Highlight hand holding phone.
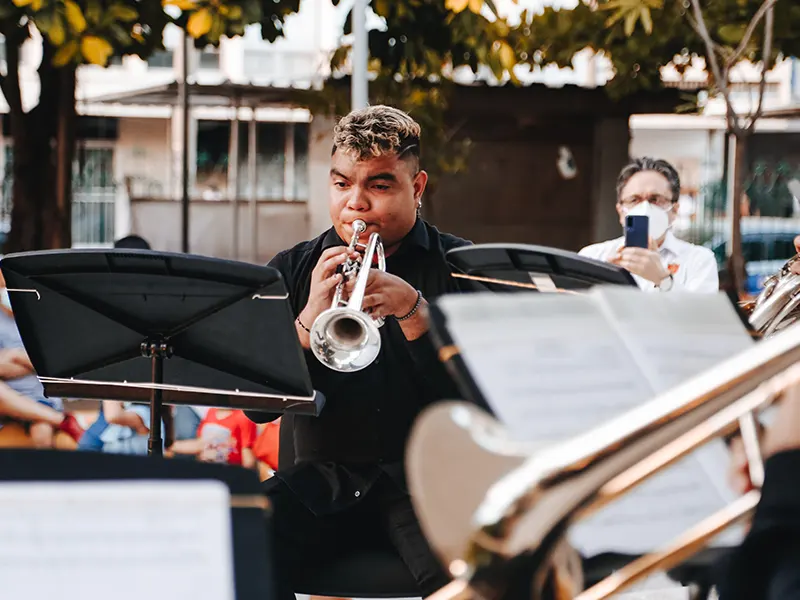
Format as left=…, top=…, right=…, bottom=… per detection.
left=624, top=215, right=649, bottom=249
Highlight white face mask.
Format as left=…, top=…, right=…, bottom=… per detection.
left=624, top=201, right=670, bottom=240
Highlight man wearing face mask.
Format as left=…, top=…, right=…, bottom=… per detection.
left=579, top=157, right=719, bottom=293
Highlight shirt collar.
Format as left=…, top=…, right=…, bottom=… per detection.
left=321, top=218, right=430, bottom=253
left=659, top=230, right=680, bottom=257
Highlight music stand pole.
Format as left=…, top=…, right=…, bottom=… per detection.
left=141, top=339, right=173, bottom=457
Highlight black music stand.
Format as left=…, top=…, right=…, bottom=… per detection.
left=446, top=243, right=638, bottom=292
left=0, top=249, right=324, bottom=457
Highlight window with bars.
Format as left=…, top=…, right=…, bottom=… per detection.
left=195, top=120, right=310, bottom=201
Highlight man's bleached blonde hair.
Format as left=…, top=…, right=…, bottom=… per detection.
left=332, top=105, right=421, bottom=168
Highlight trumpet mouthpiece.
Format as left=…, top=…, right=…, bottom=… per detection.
left=352, top=220, right=367, bottom=233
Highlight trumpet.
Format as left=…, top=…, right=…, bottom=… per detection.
left=310, top=219, right=386, bottom=372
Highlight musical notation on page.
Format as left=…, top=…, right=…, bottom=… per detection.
left=0, top=481, right=236, bottom=600
left=435, top=288, right=753, bottom=555
left=436, top=292, right=656, bottom=443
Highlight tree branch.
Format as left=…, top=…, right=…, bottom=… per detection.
left=727, top=0, right=779, bottom=69
left=748, top=4, right=774, bottom=132
left=688, top=0, right=743, bottom=135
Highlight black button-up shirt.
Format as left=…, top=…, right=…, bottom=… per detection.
left=256, top=219, right=472, bottom=514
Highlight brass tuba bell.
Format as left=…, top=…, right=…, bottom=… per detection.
left=309, top=219, right=386, bottom=372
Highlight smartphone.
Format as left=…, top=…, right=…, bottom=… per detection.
left=624, top=215, right=649, bottom=248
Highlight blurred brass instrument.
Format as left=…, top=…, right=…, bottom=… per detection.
left=310, top=219, right=386, bottom=372
left=745, top=254, right=800, bottom=336
left=407, top=254, right=800, bottom=600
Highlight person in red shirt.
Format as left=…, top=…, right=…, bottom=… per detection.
left=167, top=408, right=257, bottom=468
left=253, top=417, right=281, bottom=479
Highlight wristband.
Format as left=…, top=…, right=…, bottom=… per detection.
left=396, top=290, right=423, bottom=321
left=296, top=316, right=310, bottom=333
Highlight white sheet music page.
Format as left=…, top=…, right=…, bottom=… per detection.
left=436, top=292, right=657, bottom=443
left=569, top=287, right=752, bottom=555
left=592, top=287, right=755, bottom=392
left=0, top=480, right=236, bottom=600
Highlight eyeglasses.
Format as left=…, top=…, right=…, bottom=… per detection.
left=618, top=194, right=674, bottom=210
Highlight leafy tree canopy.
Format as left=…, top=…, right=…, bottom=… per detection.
left=515, top=0, right=800, bottom=98
left=1, top=0, right=301, bottom=68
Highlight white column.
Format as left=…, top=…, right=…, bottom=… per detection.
left=307, top=114, right=335, bottom=239
left=284, top=122, right=296, bottom=201
left=351, top=0, right=369, bottom=110
left=228, top=107, right=240, bottom=259
left=249, top=117, right=258, bottom=262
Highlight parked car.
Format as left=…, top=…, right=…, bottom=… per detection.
left=704, top=218, right=800, bottom=295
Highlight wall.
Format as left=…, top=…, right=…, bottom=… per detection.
left=307, top=114, right=336, bottom=240
left=591, top=118, right=630, bottom=243
left=629, top=127, right=726, bottom=194
left=115, top=117, right=173, bottom=198
left=430, top=132, right=596, bottom=250
left=413, top=84, right=668, bottom=252
left=128, top=199, right=308, bottom=264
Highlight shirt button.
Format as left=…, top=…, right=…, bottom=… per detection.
left=354, top=491, right=361, bottom=498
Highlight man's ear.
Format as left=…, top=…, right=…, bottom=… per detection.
left=413, top=170, right=429, bottom=201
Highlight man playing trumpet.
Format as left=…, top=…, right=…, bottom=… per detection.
left=248, top=105, right=474, bottom=600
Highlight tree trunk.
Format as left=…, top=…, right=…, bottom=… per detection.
left=728, top=131, right=749, bottom=297
left=4, top=40, right=75, bottom=253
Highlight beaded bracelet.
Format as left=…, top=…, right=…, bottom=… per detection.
left=296, top=316, right=311, bottom=333
left=396, top=289, right=423, bottom=322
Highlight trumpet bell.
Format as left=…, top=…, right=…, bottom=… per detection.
left=310, top=306, right=381, bottom=372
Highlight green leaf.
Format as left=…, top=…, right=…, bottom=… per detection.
left=187, top=7, right=213, bottom=37
left=63, top=0, right=87, bottom=33
left=52, top=38, right=79, bottom=65
left=639, top=6, right=652, bottom=34
left=108, top=23, right=133, bottom=46
left=624, top=8, right=637, bottom=36
left=47, top=16, right=66, bottom=45
left=81, top=35, right=114, bottom=65
left=107, top=5, right=139, bottom=22
left=85, top=0, right=102, bottom=24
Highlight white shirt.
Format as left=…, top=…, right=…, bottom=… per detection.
left=579, top=231, right=719, bottom=293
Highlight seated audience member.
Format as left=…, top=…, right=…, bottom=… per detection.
left=168, top=408, right=257, bottom=468
left=0, top=274, right=83, bottom=447
left=78, top=234, right=152, bottom=451
left=580, top=157, right=719, bottom=293
left=99, top=401, right=164, bottom=455
left=253, top=417, right=281, bottom=479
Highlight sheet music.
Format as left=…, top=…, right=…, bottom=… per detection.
left=592, top=287, right=755, bottom=392
left=569, top=441, right=745, bottom=555
left=437, top=293, right=657, bottom=443
left=0, top=481, right=236, bottom=600
left=437, top=288, right=752, bottom=555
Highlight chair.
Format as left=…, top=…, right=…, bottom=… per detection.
left=278, top=414, right=421, bottom=598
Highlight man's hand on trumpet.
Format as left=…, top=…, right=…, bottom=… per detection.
left=345, top=270, right=429, bottom=341
left=295, top=247, right=360, bottom=348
